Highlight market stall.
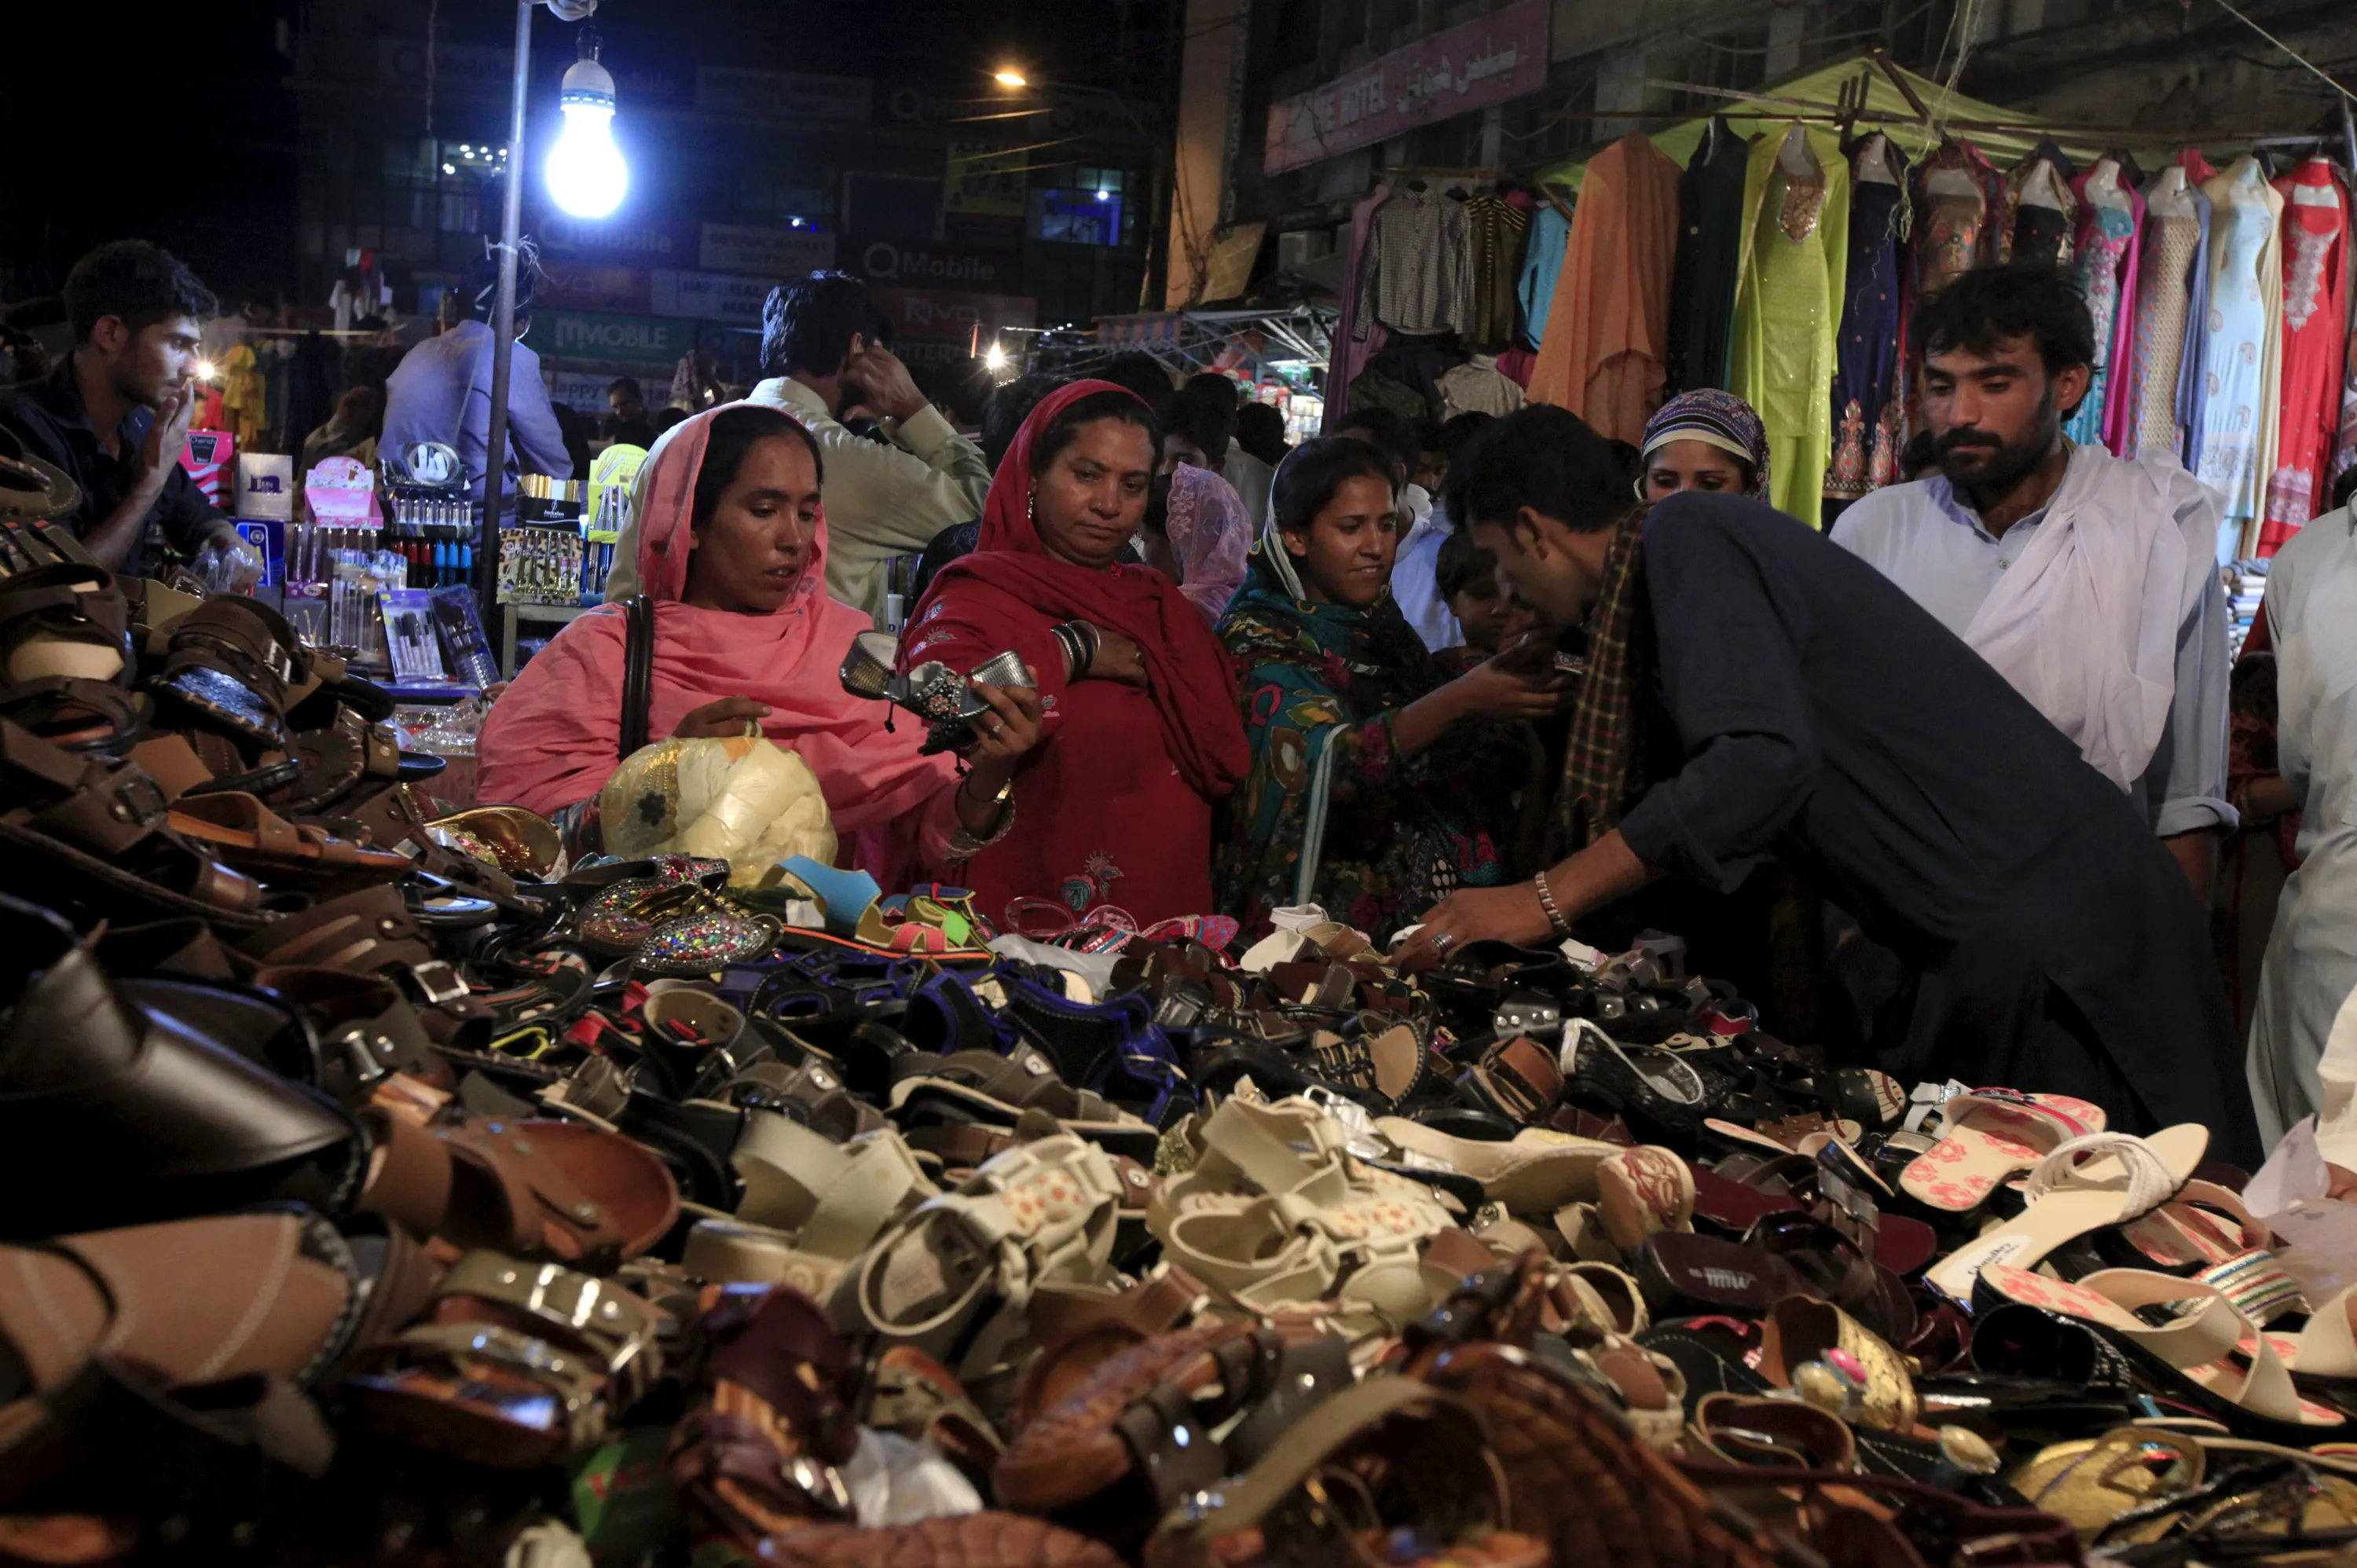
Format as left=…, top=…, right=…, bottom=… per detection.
left=1330, top=49, right=2355, bottom=573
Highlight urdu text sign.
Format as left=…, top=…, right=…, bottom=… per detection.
left=1262, top=0, right=1549, bottom=175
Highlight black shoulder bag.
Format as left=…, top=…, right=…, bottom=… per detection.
left=619, top=594, right=654, bottom=757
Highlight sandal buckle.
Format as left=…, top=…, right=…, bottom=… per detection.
left=407, top=959, right=469, bottom=1006
left=112, top=773, right=170, bottom=827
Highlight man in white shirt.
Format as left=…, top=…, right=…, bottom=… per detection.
left=606, top=273, right=988, bottom=625
left=1833, top=262, right=2232, bottom=898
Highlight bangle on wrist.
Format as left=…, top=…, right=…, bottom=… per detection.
left=1534, top=870, right=1573, bottom=939
left=948, top=775, right=1017, bottom=858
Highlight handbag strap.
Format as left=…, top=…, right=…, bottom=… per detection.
left=620, top=595, right=654, bottom=758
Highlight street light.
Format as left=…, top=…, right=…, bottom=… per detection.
left=993, top=68, right=1028, bottom=87
left=477, top=0, right=600, bottom=653
left=545, top=43, right=627, bottom=218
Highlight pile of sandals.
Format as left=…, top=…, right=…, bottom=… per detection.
left=1, top=560, right=2352, bottom=1568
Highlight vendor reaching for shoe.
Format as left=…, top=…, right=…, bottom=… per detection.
left=1397, top=405, right=2260, bottom=1163
left=477, top=402, right=1041, bottom=873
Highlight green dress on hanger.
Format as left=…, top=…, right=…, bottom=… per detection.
left=1732, top=123, right=1850, bottom=524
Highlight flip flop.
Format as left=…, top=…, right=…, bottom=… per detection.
left=1923, top=1125, right=2209, bottom=1304
left=1897, top=1088, right=2107, bottom=1213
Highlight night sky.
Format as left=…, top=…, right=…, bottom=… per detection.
left=0, top=0, right=1171, bottom=311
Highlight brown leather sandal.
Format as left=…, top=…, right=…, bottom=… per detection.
left=146, top=595, right=308, bottom=749
left=168, top=789, right=413, bottom=891
left=359, top=1110, right=680, bottom=1270
left=342, top=1250, right=663, bottom=1467
left=0, top=718, right=265, bottom=926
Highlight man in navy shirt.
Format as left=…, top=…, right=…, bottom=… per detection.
left=0, top=241, right=248, bottom=574
left=1405, top=405, right=2256, bottom=1160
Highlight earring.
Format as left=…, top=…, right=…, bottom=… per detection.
left=1027, top=489, right=1038, bottom=527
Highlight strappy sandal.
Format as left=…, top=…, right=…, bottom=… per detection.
left=680, top=1116, right=936, bottom=1298
left=1373, top=1116, right=1618, bottom=1214
left=889, top=1043, right=1160, bottom=1160
left=1149, top=1097, right=1457, bottom=1332
left=167, top=788, right=413, bottom=890
left=343, top=1250, right=663, bottom=1467
left=1925, top=1125, right=2211, bottom=1303
left=1976, top=1264, right=2348, bottom=1440
left=1459, top=1032, right=1564, bottom=1122
left=1898, top=1086, right=2109, bottom=1214
left=357, top=1109, right=680, bottom=1269
left=0, top=720, right=268, bottom=926
left=146, top=595, right=310, bottom=750
left=838, top=1131, right=1129, bottom=1386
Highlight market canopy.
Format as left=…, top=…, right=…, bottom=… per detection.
left=1531, top=53, right=2101, bottom=189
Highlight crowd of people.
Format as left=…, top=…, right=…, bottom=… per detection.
left=16, top=234, right=2357, bottom=1162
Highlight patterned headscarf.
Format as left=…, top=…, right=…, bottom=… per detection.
left=1639, top=390, right=1772, bottom=501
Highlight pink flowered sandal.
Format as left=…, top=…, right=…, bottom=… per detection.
left=1897, top=1087, right=2107, bottom=1213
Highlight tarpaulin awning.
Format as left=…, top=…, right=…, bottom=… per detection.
left=1532, top=53, right=2091, bottom=189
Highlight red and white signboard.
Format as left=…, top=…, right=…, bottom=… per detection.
left=1263, top=0, right=1549, bottom=175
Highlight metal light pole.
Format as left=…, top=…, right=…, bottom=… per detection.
left=475, top=0, right=599, bottom=658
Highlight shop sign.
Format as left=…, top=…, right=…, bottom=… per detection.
left=696, top=224, right=837, bottom=277
left=1263, top=0, right=1549, bottom=174
left=537, top=214, right=695, bottom=266
left=695, top=67, right=872, bottom=122
left=944, top=142, right=1029, bottom=218
left=539, top=310, right=698, bottom=366
left=850, top=238, right=1019, bottom=290
left=548, top=368, right=633, bottom=410
left=535, top=262, right=651, bottom=314
left=650, top=270, right=774, bottom=326
left=871, top=287, right=1036, bottom=359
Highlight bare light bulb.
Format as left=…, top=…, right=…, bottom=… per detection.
left=994, top=68, right=1027, bottom=87
left=547, top=56, right=628, bottom=218
left=984, top=343, right=1010, bottom=372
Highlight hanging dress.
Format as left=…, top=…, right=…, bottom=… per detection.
left=2128, top=167, right=2212, bottom=464
left=2066, top=161, right=2143, bottom=452
left=2197, top=159, right=2287, bottom=555
left=1732, top=123, right=1849, bottom=524
left=2007, top=155, right=2080, bottom=270
left=1825, top=135, right=1907, bottom=511
left=1912, top=140, right=2006, bottom=296
left=1528, top=134, right=1683, bottom=444
left=1666, top=117, right=1755, bottom=395
left=2258, top=159, right=2352, bottom=555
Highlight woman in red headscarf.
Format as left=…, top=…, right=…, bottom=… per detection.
left=477, top=401, right=1043, bottom=870
left=899, top=380, right=1250, bottom=926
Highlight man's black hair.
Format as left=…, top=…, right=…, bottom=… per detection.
left=64, top=241, right=218, bottom=344
left=761, top=273, right=892, bottom=379
left=982, top=374, right=1065, bottom=473
left=1435, top=526, right=1499, bottom=600
left=1166, top=390, right=1233, bottom=469
left=1335, top=404, right=1421, bottom=481
left=607, top=376, right=643, bottom=401
left=1911, top=260, right=2096, bottom=378
left=1175, top=372, right=1240, bottom=414
left=1095, top=352, right=1175, bottom=420
left=1444, top=405, right=1634, bottom=536
left=1434, top=411, right=1494, bottom=458
left=1234, top=401, right=1289, bottom=466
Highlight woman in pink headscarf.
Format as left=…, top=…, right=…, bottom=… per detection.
left=478, top=402, right=1042, bottom=870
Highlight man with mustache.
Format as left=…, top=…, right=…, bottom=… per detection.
left=1833, top=262, right=2231, bottom=899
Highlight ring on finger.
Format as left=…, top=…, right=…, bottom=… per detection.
left=1431, top=931, right=1457, bottom=953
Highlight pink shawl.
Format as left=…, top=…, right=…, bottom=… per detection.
left=1164, top=463, right=1251, bottom=622
left=477, top=401, right=955, bottom=850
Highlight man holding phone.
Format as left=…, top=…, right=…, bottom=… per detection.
left=0, top=241, right=254, bottom=581
left=606, top=273, right=990, bottom=627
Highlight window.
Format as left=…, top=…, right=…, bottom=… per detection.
left=1028, top=169, right=1134, bottom=247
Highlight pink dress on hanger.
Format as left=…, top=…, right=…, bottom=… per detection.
left=2259, top=159, right=2352, bottom=555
